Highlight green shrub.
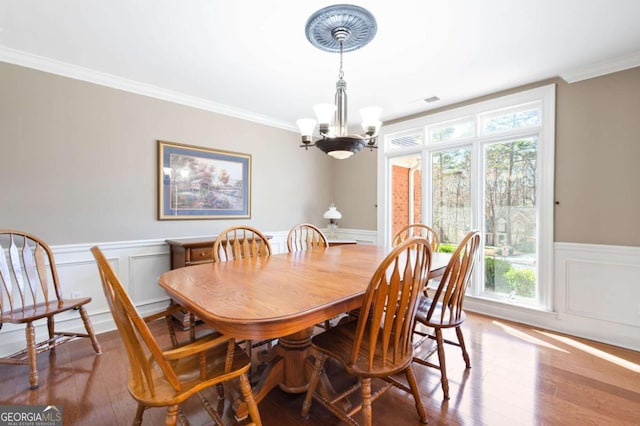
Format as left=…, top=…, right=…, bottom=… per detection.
left=438, top=244, right=455, bottom=253
left=484, top=257, right=513, bottom=292
left=505, top=268, right=536, bottom=297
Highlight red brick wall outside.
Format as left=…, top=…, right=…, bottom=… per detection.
left=392, top=165, right=409, bottom=238
left=391, top=166, right=422, bottom=238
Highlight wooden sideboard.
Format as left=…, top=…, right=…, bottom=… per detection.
left=166, top=237, right=218, bottom=269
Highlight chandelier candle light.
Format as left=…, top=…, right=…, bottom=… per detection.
left=297, top=4, right=382, bottom=160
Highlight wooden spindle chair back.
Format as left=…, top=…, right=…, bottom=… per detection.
left=286, top=223, right=328, bottom=253
left=91, top=246, right=262, bottom=426
left=392, top=223, right=440, bottom=252
left=424, top=230, right=481, bottom=325
left=302, top=237, right=432, bottom=425
left=91, top=246, right=180, bottom=396
left=351, top=237, right=432, bottom=371
left=213, top=226, right=272, bottom=263
left=0, top=230, right=101, bottom=390
left=412, top=230, right=481, bottom=400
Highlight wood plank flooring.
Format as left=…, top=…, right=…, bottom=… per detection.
left=0, top=312, right=638, bottom=425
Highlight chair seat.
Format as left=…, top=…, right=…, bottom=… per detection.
left=0, top=297, right=92, bottom=324
left=415, top=296, right=466, bottom=329
left=131, top=338, right=251, bottom=407
left=312, top=319, right=413, bottom=378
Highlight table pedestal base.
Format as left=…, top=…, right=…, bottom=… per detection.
left=234, top=327, right=315, bottom=419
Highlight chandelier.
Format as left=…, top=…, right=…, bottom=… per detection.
left=297, top=4, right=382, bottom=160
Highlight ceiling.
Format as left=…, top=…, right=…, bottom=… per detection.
left=1, top=0, right=639, bottom=132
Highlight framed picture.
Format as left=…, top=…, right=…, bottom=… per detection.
left=158, top=140, right=251, bottom=220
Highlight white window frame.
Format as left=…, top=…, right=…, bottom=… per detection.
left=377, top=84, right=555, bottom=311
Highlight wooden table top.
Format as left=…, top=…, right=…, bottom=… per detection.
left=159, top=244, right=451, bottom=340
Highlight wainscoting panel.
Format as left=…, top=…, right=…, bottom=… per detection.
left=554, top=242, right=640, bottom=349
left=128, top=252, right=172, bottom=304
left=565, top=259, right=640, bottom=326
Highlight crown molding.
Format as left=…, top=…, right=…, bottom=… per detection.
left=560, top=51, right=640, bottom=83
left=0, top=46, right=298, bottom=132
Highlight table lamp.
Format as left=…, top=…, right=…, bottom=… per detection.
left=323, top=203, right=342, bottom=238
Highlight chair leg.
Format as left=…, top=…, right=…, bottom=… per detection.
left=47, top=317, right=55, bottom=351
left=133, top=403, right=146, bottom=425
left=165, top=404, right=179, bottom=426
left=26, top=322, right=38, bottom=390
left=165, top=312, right=179, bottom=347
left=404, top=366, right=428, bottom=424
left=239, top=373, right=262, bottom=426
left=435, top=328, right=450, bottom=400
left=79, top=306, right=102, bottom=354
left=301, top=353, right=326, bottom=417
left=455, top=326, right=471, bottom=368
left=361, top=377, right=372, bottom=426
left=189, top=313, right=196, bottom=342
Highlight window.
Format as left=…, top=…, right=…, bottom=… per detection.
left=379, top=85, right=555, bottom=310
left=431, top=147, right=472, bottom=246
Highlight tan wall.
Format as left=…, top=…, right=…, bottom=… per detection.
left=555, top=67, right=640, bottom=246
left=0, top=62, right=332, bottom=245
left=331, top=150, right=377, bottom=230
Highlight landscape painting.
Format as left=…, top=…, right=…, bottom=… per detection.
left=158, top=140, right=251, bottom=219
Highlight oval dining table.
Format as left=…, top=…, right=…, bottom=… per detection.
left=158, top=243, right=450, bottom=418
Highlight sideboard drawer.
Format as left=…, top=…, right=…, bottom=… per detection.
left=189, top=247, right=213, bottom=264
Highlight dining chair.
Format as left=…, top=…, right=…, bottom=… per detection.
left=301, top=237, right=432, bottom=426
left=286, top=223, right=328, bottom=252
left=0, top=230, right=102, bottom=390
left=412, top=230, right=481, bottom=400
left=286, top=223, right=334, bottom=330
left=213, top=225, right=272, bottom=262
left=213, top=225, right=273, bottom=368
left=91, top=246, right=262, bottom=426
left=392, top=223, right=440, bottom=252
left=392, top=223, right=442, bottom=299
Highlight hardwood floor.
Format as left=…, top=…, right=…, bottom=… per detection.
left=0, top=312, right=638, bottom=425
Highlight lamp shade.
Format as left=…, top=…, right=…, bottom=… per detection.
left=296, top=118, right=317, bottom=137
left=323, top=204, right=342, bottom=220
left=313, top=103, right=337, bottom=126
